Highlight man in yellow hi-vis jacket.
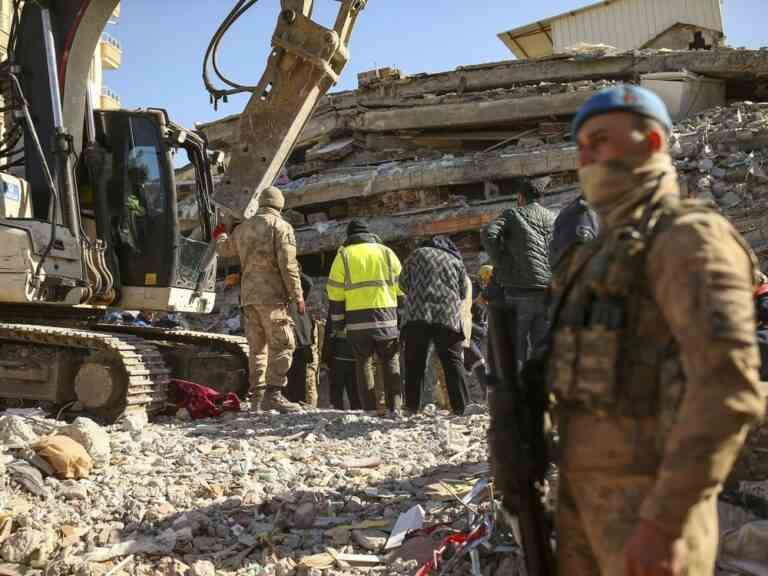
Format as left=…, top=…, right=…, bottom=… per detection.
left=327, top=220, right=404, bottom=416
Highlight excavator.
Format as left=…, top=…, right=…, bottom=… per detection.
left=0, top=0, right=366, bottom=420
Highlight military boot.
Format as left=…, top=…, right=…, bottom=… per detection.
left=249, top=388, right=266, bottom=413
left=263, top=387, right=303, bottom=413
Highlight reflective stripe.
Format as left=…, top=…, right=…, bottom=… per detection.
left=339, top=246, right=398, bottom=290
left=331, top=314, right=345, bottom=321
left=346, top=319, right=399, bottom=331
left=339, top=247, right=353, bottom=290
left=350, top=279, right=393, bottom=289
left=384, top=247, right=395, bottom=286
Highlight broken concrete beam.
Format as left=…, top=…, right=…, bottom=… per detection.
left=352, top=90, right=598, bottom=132
left=198, top=113, right=240, bottom=150
left=306, top=138, right=356, bottom=162
left=293, top=188, right=575, bottom=255
left=294, top=186, right=576, bottom=256
left=283, top=146, right=578, bottom=208
left=382, top=49, right=768, bottom=99
left=295, top=110, right=352, bottom=147
left=295, top=199, right=516, bottom=254
left=199, top=49, right=768, bottom=153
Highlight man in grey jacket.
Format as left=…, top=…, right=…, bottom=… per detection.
left=482, top=181, right=555, bottom=366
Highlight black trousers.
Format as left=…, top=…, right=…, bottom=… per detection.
left=350, top=336, right=402, bottom=411
left=503, top=289, right=550, bottom=368
left=329, top=358, right=362, bottom=410
left=285, top=347, right=310, bottom=403
left=403, top=323, right=469, bottom=414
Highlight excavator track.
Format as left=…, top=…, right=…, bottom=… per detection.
left=0, top=322, right=170, bottom=421
left=89, top=324, right=251, bottom=398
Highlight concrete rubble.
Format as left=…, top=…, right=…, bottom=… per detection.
left=196, top=47, right=768, bottom=276
left=0, top=406, right=515, bottom=575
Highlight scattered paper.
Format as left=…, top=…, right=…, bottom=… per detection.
left=462, top=478, right=489, bottom=505
left=385, top=504, right=425, bottom=550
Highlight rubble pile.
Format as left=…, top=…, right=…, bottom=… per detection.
left=672, top=101, right=768, bottom=260
left=197, top=48, right=768, bottom=284
left=0, top=407, right=535, bottom=575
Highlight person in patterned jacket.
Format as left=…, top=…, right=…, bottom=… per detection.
left=400, top=235, right=470, bottom=414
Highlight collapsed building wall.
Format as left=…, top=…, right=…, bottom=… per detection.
left=173, top=49, right=765, bottom=351
left=198, top=47, right=768, bottom=287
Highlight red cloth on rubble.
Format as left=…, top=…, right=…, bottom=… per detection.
left=170, top=378, right=240, bottom=419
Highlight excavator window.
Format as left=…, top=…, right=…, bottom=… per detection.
left=126, top=117, right=167, bottom=223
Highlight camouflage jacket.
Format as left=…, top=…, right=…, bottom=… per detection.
left=550, top=174, right=766, bottom=537
left=217, top=207, right=302, bottom=307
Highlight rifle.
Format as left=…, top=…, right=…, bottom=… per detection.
left=487, top=302, right=555, bottom=575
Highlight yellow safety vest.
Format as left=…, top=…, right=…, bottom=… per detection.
left=326, top=242, right=403, bottom=337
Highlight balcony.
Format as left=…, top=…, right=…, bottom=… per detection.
left=100, top=86, right=121, bottom=110
left=100, top=32, right=122, bottom=70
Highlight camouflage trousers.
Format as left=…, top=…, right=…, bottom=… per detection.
left=558, top=413, right=719, bottom=575
left=558, top=471, right=718, bottom=575
left=242, top=304, right=296, bottom=392
left=305, top=336, right=319, bottom=407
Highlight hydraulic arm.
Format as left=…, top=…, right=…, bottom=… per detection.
left=205, top=0, right=367, bottom=218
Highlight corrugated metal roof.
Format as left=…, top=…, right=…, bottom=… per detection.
left=498, top=0, right=723, bottom=59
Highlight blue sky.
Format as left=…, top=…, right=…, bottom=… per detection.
left=107, top=0, right=765, bottom=131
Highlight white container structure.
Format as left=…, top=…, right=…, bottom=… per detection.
left=499, top=0, right=725, bottom=59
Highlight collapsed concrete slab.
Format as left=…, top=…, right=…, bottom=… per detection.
left=198, top=49, right=768, bottom=150
left=198, top=48, right=768, bottom=278
left=283, top=146, right=578, bottom=208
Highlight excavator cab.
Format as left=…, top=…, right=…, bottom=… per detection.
left=81, top=108, right=217, bottom=313
left=0, top=0, right=217, bottom=314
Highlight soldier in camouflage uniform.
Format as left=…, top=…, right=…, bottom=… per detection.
left=549, top=86, right=766, bottom=575
left=216, top=186, right=304, bottom=413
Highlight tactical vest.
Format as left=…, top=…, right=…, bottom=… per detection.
left=549, top=196, right=745, bottom=426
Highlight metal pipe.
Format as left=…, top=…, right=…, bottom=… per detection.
left=41, top=8, right=81, bottom=242
left=40, top=9, right=64, bottom=130
left=84, top=83, right=97, bottom=145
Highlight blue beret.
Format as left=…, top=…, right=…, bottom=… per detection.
left=571, top=85, right=673, bottom=140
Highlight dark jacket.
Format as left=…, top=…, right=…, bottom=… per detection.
left=289, top=273, right=314, bottom=348
left=321, top=308, right=356, bottom=362
left=481, top=271, right=504, bottom=304
left=549, top=195, right=599, bottom=271
left=400, top=238, right=467, bottom=335
left=482, top=202, right=555, bottom=291
left=757, top=328, right=768, bottom=381
left=756, top=294, right=768, bottom=380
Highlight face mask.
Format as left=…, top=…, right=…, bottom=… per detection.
left=579, top=154, right=674, bottom=209
left=578, top=159, right=635, bottom=208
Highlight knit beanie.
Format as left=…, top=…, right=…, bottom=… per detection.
left=346, top=219, right=370, bottom=236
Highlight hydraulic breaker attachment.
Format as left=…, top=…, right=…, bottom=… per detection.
left=207, top=0, right=367, bottom=218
